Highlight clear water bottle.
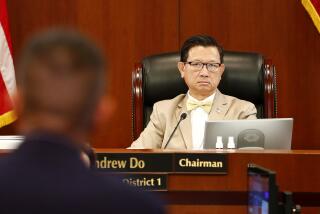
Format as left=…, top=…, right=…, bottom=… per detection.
left=215, top=136, right=223, bottom=149
left=227, top=136, right=236, bottom=149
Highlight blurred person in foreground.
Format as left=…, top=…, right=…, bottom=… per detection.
left=0, top=29, right=164, bottom=214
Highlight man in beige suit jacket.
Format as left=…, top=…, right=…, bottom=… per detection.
left=130, top=35, right=256, bottom=150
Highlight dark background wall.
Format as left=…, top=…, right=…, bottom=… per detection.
left=2, top=0, right=320, bottom=149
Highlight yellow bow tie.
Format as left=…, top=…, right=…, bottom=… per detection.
left=186, top=99, right=213, bottom=113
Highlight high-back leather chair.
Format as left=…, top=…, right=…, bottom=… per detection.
left=132, top=51, right=277, bottom=140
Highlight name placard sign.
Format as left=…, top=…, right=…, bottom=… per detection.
left=118, top=174, right=168, bottom=191
left=96, top=153, right=172, bottom=172
left=96, top=153, right=228, bottom=174
left=174, top=153, right=227, bottom=174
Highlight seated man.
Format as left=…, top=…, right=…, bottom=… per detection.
left=130, top=35, right=256, bottom=150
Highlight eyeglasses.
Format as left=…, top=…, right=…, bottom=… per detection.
left=184, top=61, right=221, bottom=73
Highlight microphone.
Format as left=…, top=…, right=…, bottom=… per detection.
left=163, top=112, right=187, bottom=149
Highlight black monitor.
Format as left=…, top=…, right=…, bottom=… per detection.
left=248, top=164, right=279, bottom=214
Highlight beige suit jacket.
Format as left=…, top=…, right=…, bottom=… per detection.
left=129, top=90, right=257, bottom=150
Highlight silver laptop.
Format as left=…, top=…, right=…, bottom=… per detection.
left=203, top=118, right=293, bottom=150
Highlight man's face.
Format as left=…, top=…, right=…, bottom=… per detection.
left=178, top=46, right=225, bottom=100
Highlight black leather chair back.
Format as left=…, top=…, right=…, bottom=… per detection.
left=132, top=51, right=277, bottom=138
left=142, top=53, right=187, bottom=126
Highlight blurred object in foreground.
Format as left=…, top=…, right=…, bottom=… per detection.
left=0, top=135, right=23, bottom=149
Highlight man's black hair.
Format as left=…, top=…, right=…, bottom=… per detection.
left=180, top=35, right=224, bottom=63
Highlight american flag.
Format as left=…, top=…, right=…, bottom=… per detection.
left=0, top=0, right=16, bottom=127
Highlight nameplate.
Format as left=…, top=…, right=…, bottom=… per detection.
left=96, top=153, right=172, bottom=172
left=96, top=153, right=228, bottom=174
left=116, top=174, right=168, bottom=191
left=174, top=153, right=227, bottom=174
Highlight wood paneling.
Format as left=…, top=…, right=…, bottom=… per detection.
left=180, top=0, right=320, bottom=149
left=3, top=0, right=320, bottom=149
left=167, top=205, right=247, bottom=214
left=5, top=0, right=179, bottom=148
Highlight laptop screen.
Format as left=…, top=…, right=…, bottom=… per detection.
left=203, top=118, right=293, bottom=150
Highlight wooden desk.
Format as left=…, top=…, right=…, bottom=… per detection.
left=95, top=149, right=320, bottom=214
left=1, top=149, right=319, bottom=213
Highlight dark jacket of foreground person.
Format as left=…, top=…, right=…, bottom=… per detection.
left=0, top=132, right=165, bottom=214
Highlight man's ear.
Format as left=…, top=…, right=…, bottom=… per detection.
left=12, top=89, right=23, bottom=117
left=92, top=95, right=116, bottom=128
left=177, top=62, right=185, bottom=78
left=220, top=63, right=225, bottom=75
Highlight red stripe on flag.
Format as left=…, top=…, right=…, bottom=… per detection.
left=311, top=0, right=320, bottom=16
